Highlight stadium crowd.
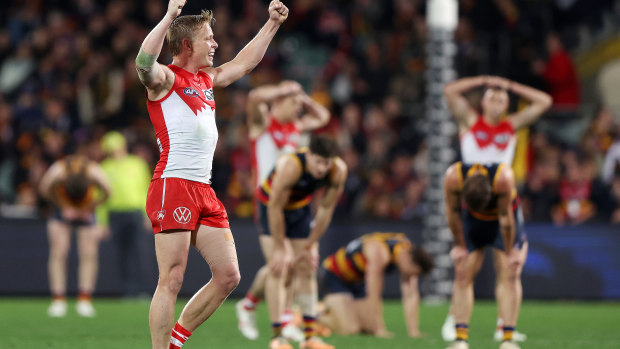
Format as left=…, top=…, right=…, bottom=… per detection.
left=0, top=0, right=619, bottom=224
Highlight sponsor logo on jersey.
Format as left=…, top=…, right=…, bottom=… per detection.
left=173, top=207, right=192, bottom=224
left=203, top=89, right=214, bottom=101
left=183, top=87, right=200, bottom=97
left=475, top=131, right=489, bottom=141
left=494, top=133, right=510, bottom=144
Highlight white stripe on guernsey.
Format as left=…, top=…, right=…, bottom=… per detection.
left=169, top=336, right=184, bottom=347
left=160, top=178, right=167, bottom=232
left=172, top=329, right=189, bottom=341
left=161, top=178, right=167, bottom=209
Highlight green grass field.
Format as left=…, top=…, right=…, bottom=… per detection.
left=1, top=298, right=618, bottom=348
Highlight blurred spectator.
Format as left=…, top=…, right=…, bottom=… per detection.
left=601, top=122, right=620, bottom=185
left=533, top=33, right=580, bottom=109
left=550, top=150, right=608, bottom=225
left=609, top=175, right=620, bottom=224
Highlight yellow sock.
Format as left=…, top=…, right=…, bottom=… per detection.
left=503, top=326, right=515, bottom=341
left=456, top=323, right=469, bottom=341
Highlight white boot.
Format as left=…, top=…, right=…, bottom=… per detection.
left=442, top=314, right=456, bottom=341
left=47, top=299, right=67, bottom=318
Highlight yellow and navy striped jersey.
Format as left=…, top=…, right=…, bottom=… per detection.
left=456, top=162, right=518, bottom=221
left=256, top=149, right=336, bottom=210
left=322, top=232, right=411, bottom=283
left=54, top=156, right=97, bottom=209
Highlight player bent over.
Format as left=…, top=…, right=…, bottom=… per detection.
left=236, top=80, right=330, bottom=341
left=319, top=233, right=433, bottom=338
left=260, top=135, right=346, bottom=349
left=39, top=155, right=111, bottom=317
left=444, top=162, right=527, bottom=349
left=442, top=75, right=550, bottom=342
left=135, top=0, right=289, bottom=348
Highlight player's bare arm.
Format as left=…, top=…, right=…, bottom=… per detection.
left=86, top=162, right=112, bottom=206
left=38, top=161, right=66, bottom=204
left=362, top=240, right=391, bottom=337
left=297, top=158, right=346, bottom=269
left=443, top=76, right=486, bottom=131
left=400, top=273, right=422, bottom=338
left=495, top=166, right=516, bottom=253
left=246, top=81, right=302, bottom=138
left=304, top=158, right=346, bottom=248
left=507, top=81, right=553, bottom=130
left=267, top=155, right=302, bottom=276
left=204, top=0, right=288, bottom=88
left=444, top=164, right=465, bottom=247
left=135, top=0, right=182, bottom=99
left=444, top=164, right=469, bottom=266
left=296, top=93, right=331, bottom=132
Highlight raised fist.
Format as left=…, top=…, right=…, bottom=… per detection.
left=167, top=0, right=186, bottom=19
left=268, top=0, right=289, bottom=24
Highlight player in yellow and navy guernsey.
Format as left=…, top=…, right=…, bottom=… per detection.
left=259, top=135, right=346, bottom=349
left=443, top=162, right=528, bottom=349
left=319, top=233, right=433, bottom=338
left=39, top=155, right=111, bottom=318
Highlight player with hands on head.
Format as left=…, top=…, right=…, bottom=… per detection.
left=443, top=75, right=552, bottom=165
left=135, top=0, right=289, bottom=348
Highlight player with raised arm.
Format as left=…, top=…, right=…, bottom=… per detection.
left=442, top=76, right=552, bottom=342
left=39, top=155, right=111, bottom=318
left=443, top=162, right=527, bottom=349
left=319, top=233, right=433, bottom=338
left=260, top=135, right=346, bottom=349
left=134, top=0, right=288, bottom=348
left=237, top=80, right=330, bottom=341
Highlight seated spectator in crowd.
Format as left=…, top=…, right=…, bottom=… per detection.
left=551, top=150, right=607, bottom=225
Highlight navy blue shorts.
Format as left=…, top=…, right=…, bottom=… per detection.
left=462, top=204, right=527, bottom=252
left=258, top=202, right=312, bottom=239
left=321, top=268, right=366, bottom=299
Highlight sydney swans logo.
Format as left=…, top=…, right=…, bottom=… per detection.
left=173, top=207, right=192, bottom=224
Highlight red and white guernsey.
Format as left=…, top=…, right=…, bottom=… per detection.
left=460, top=117, right=516, bottom=165
left=147, top=65, right=218, bottom=184
left=250, top=116, right=300, bottom=187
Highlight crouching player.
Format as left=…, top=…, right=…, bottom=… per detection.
left=319, top=233, right=433, bottom=338
left=443, top=162, right=527, bottom=349
left=261, top=135, right=347, bottom=349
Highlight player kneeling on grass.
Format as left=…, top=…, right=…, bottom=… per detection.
left=443, top=162, right=527, bottom=349
left=318, top=232, right=433, bottom=338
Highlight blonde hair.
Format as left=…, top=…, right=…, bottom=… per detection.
left=166, top=10, right=215, bottom=56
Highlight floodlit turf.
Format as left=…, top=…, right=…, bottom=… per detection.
left=0, top=298, right=619, bottom=348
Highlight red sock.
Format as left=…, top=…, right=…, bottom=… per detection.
left=77, top=291, right=91, bottom=302
left=244, top=292, right=261, bottom=310
left=280, top=309, right=293, bottom=327
left=169, top=322, right=192, bottom=349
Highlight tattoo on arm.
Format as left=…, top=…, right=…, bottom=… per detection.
left=135, top=48, right=158, bottom=79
